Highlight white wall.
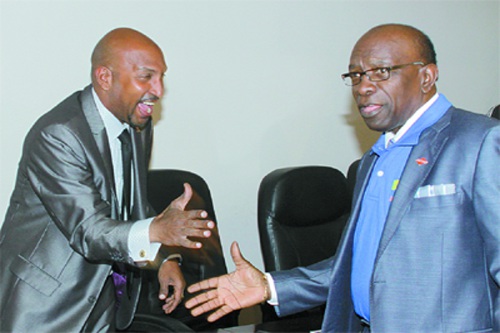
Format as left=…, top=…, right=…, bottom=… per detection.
left=1, top=0, right=499, bottom=275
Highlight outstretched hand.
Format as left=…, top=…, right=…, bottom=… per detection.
left=149, top=183, right=215, bottom=249
left=185, top=241, right=269, bottom=322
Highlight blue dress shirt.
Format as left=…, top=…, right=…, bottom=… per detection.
left=351, top=94, right=452, bottom=321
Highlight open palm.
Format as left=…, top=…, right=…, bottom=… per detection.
left=185, top=242, right=268, bottom=322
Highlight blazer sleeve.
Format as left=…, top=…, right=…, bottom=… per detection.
left=25, top=122, right=132, bottom=264
left=271, top=257, right=333, bottom=317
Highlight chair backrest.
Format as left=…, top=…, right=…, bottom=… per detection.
left=132, top=169, right=237, bottom=331
left=489, top=104, right=500, bottom=120
left=258, top=166, right=351, bottom=272
left=347, top=159, right=361, bottom=200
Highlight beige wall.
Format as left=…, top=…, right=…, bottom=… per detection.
left=1, top=0, right=499, bottom=276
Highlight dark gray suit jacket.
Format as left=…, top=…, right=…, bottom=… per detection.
left=272, top=105, right=500, bottom=332
left=0, top=85, right=154, bottom=332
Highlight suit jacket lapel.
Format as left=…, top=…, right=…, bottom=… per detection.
left=80, top=85, right=119, bottom=219
left=376, top=109, right=452, bottom=260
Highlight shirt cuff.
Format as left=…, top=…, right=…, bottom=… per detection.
left=128, top=217, right=161, bottom=262
left=265, top=273, right=279, bottom=306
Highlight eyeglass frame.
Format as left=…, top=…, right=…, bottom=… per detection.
left=341, top=61, right=425, bottom=86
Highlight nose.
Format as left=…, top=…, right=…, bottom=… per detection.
left=150, top=76, right=164, bottom=98
left=354, top=74, right=375, bottom=96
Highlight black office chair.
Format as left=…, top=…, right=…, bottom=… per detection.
left=347, top=159, right=361, bottom=201
left=128, top=169, right=238, bottom=332
left=488, top=104, right=499, bottom=120
left=257, top=166, right=351, bottom=323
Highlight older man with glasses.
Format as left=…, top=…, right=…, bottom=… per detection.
left=185, top=23, right=500, bottom=333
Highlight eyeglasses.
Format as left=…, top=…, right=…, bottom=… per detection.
left=341, top=62, right=425, bottom=86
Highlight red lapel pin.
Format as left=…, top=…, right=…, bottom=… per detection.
left=416, top=157, right=428, bottom=165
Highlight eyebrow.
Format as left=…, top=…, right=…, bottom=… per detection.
left=137, top=67, right=156, bottom=73
left=136, top=67, right=167, bottom=76
left=348, top=62, right=391, bottom=71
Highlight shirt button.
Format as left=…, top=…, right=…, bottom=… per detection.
left=377, top=170, right=384, bottom=177
left=139, top=250, right=146, bottom=258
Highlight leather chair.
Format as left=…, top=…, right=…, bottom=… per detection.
left=128, top=169, right=238, bottom=332
left=347, top=159, right=360, bottom=200
left=257, top=166, right=351, bottom=322
left=489, top=104, right=500, bottom=120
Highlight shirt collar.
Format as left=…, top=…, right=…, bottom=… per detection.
left=384, top=93, right=439, bottom=148
left=92, top=87, right=128, bottom=140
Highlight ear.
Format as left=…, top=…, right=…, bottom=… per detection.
left=420, top=63, right=438, bottom=94
left=94, top=66, right=113, bottom=91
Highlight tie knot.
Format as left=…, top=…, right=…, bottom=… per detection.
left=119, top=129, right=131, bottom=146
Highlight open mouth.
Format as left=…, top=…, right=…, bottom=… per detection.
left=137, top=100, right=155, bottom=117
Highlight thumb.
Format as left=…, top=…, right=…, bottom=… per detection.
left=230, top=241, right=247, bottom=267
left=171, top=183, right=193, bottom=211
left=158, top=283, right=170, bottom=300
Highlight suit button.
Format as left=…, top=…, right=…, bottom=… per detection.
left=88, top=296, right=96, bottom=303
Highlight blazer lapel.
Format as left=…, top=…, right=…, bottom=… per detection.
left=80, top=85, right=119, bottom=219
left=375, top=110, right=452, bottom=259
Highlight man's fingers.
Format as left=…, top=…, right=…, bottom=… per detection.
left=162, top=298, right=176, bottom=314
left=185, top=291, right=218, bottom=313
left=158, top=282, right=172, bottom=300
left=188, top=293, right=221, bottom=316
left=179, top=209, right=209, bottom=220
left=187, top=277, right=219, bottom=295
left=207, top=305, right=234, bottom=322
left=160, top=286, right=183, bottom=314
left=173, top=284, right=184, bottom=302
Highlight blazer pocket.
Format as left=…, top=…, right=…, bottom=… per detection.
left=10, top=255, right=61, bottom=297
left=411, top=190, right=463, bottom=209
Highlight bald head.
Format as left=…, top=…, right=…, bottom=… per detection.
left=91, top=28, right=164, bottom=80
left=357, top=24, right=437, bottom=65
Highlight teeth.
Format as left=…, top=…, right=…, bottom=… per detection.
left=143, top=101, right=155, bottom=106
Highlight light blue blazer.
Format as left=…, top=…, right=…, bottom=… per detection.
left=272, top=106, right=500, bottom=332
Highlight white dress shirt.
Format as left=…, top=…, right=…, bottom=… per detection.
left=92, top=89, right=160, bottom=263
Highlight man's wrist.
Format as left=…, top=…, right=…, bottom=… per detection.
left=262, top=273, right=271, bottom=303
left=162, top=253, right=182, bottom=266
